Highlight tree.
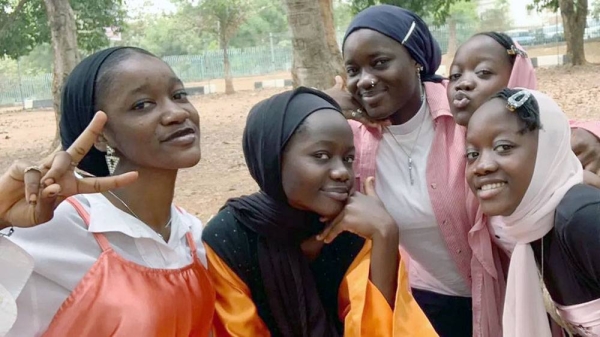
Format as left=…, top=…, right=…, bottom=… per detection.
left=0, top=0, right=125, bottom=145
left=446, top=1, right=478, bottom=57
left=283, top=0, right=345, bottom=89
left=529, top=0, right=588, bottom=65
left=480, top=0, right=513, bottom=32
left=229, top=0, right=288, bottom=49
left=350, top=0, right=470, bottom=26
left=592, top=0, right=600, bottom=18
left=177, top=0, right=252, bottom=94
left=120, top=14, right=213, bottom=57
left=44, top=0, right=80, bottom=147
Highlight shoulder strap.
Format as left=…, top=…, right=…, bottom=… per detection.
left=65, top=197, right=112, bottom=252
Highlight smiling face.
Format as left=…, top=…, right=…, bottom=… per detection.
left=465, top=98, right=538, bottom=216
left=343, top=29, right=422, bottom=124
left=96, top=53, right=201, bottom=173
left=448, top=35, right=513, bottom=126
left=281, top=109, right=355, bottom=219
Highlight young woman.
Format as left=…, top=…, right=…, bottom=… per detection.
left=326, top=9, right=600, bottom=335
left=0, top=47, right=215, bottom=336
left=202, top=87, right=437, bottom=336
left=326, top=6, right=505, bottom=336
left=448, top=32, right=600, bottom=254
left=466, top=88, right=600, bottom=336
left=448, top=32, right=600, bottom=174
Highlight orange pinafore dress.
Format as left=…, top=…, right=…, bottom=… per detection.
left=41, top=197, right=215, bottom=337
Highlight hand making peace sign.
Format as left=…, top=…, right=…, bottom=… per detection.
left=0, top=111, right=138, bottom=228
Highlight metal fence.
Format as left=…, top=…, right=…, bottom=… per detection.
left=0, top=44, right=294, bottom=106
left=0, top=73, right=53, bottom=106
left=2, top=20, right=600, bottom=106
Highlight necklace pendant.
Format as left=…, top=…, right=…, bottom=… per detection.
left=408, top=157, right=414, bottom=185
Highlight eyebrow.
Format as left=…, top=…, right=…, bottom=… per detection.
left=126, top=77, right=184, bottom=96
left=170, top=77, right=184, bottom=88
left=310, top=139, right=355, bottom=150
left=344, top=51, right=390, bottom=65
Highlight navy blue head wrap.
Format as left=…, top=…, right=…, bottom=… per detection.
left=343, top=5, right=443, bottom=83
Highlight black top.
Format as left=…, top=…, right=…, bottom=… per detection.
left=203, top=206, right=366, bottom=336
left=531, top=184, right=600, bottom=306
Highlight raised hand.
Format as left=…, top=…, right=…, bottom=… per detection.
left=571, top=128, right=600, bottom=175
left=0, top=111, right=138, bottom=228
left=317, top=176, right=397, bottom=244
left=324, top=76, right=391, bottom=130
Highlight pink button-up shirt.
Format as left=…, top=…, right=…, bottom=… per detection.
left=350, top=80, right=600, bottom=337
left=351, top=81, right=506, bottom=337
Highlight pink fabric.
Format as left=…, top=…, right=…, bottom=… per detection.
left=556, top=298, right=600, bottom=336
left=507, top=41, right=537, bottom=90
left=350, top=81, right=506, bottom=337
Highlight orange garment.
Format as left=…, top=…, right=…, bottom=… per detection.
left=41, top=198, right=216, bottom=337
left=206, top=240, right=438, bottom=337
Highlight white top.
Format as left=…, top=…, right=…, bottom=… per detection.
left=375, top=98, right=471, bottom=297
left=1, top=193, right=207, bottom=337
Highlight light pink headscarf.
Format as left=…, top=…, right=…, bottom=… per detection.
left=495, top=90, right=583, bottom=337
left=507, top=41, right=537, bottom=90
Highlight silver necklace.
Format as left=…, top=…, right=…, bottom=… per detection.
left=383, top=93, right=427, bottom=185
left=107, top=190, right=172, bottom=240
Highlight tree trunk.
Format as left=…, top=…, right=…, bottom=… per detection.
left=223, top=44, right=235, bottom=94
left=43, top=0, right=80, bottom=148
left=220, top=32, right=235, bottom=95
left=560, top=0, right=588, bottom=65
left=284, top=0, right=344, bottom=89
left=447, top=18, right=457, bottom=57
left=318, top=0, right=345, bottom=81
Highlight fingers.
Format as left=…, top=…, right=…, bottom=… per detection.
left=321, top=222, right=346, bottom=244
left=66, top=111, right=107, bottom=164
left=585, top=162, right=600, bottom=175
left=40, top=151, right=73, bottom=187
left=317, top=209, right=345, bottom=242
left=35, top=184, right=61, bottom=224
left=23, top=167, right=42, bottom=205
left=76, top=171, right=138, bottom=194
left=363, top=176, right=377, bottom=197
left=334, top=75, right=345, bottom=90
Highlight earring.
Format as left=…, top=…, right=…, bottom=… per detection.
left=105, top=145, right=119, bottom=175
left=416, top=65, right=424, bottom=101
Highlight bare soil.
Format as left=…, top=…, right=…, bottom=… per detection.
left=2, top=41, right=600, bottom=223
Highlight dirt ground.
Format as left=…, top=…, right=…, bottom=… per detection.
left=2, top=41, right=600, bottom=223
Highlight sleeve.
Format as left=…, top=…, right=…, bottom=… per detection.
left=569, top=120, right=600, bottom=139
left=205, top=245, right=271, bottom=337
left=338, top=240, right=438, bottom=337
left=0, top=236, right=34, bottom=335
left=558, top=203, right=600, bottom=286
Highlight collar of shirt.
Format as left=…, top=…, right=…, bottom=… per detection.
left=82, top=194, right=190, bottom=246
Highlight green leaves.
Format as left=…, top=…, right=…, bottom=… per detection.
left=349, top=0, right=471, bottom=26
left=0, top=0, right=125, bottom=59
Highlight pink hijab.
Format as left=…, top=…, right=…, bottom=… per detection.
left=507, top=41, right=537, bottom=90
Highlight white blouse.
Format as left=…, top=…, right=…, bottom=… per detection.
left=375, top=98, right=471, bottom=297
left=0, top=193, right=207, bottom=336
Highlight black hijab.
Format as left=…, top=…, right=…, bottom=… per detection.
left=225, top=87, right=345, bottom=337
left=343, top=5, right=443, bottom=83
left=59, top=46, right=152, bottom=177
